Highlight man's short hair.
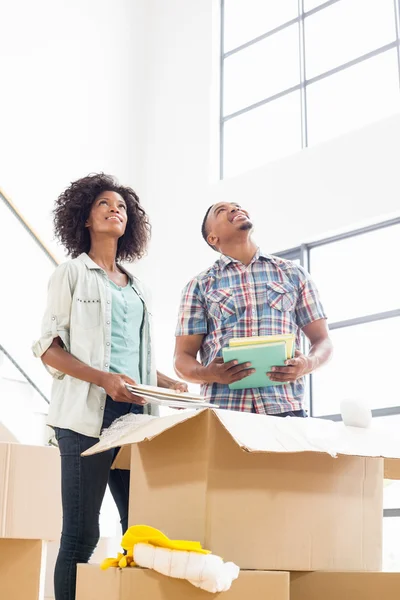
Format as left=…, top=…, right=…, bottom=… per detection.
left=201, top=205, right=216, bottom=250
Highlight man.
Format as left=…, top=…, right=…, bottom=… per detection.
left=174, top=202, right=332, bottom=416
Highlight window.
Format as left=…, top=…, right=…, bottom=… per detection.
left=312, top=316, right=400, bottom=416
left=223, top=91, right=302, bottom=178
left=220, top=0, right=400, bottom=178
left=309, top=223, right=400, bottom=324
left=304, top=0, right=397, bottom=79
left=274, top=218, right=400, bottom=567
left=295, top=220, right=400, bottom=417
left=307, top=49, right=400, bottom=145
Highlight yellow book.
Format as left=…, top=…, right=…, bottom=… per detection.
left=229, top=334, right=295, bottom=360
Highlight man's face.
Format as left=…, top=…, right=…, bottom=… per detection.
left=206, top=203, right=253, bottom=248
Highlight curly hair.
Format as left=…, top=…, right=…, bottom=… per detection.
left=53, top=173, right=151, bottom=261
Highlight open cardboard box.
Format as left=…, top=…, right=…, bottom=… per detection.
left=84, top=408, right=400, bottom=571
left=0, top=442, right=61, bottom=540
left=76, top=565, right=290, bottom=600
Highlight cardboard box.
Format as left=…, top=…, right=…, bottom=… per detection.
left=384, top=458, right=400, bottom=480
left=291, top=571, right=400, bottom=599
left=0, top=442, right=61, bottom=540
left=0, top=539, right=46, bottom=600
left=84, top=408, right=400, bottom=571
left=76, top=565, right=290, bottom=600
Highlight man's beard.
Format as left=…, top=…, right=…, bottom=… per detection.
left=239, top=221, right=253, bottom=231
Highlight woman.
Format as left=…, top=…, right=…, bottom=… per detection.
left=33, top=173, right=187, bottom=600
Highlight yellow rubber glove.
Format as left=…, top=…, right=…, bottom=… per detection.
left=121, top=525, right=210, bottom=555
left=100, top=553, right=125, bottom=570
left=101, top=549, right=136, bottom=570
left=100, top=525, right=210, bottom=570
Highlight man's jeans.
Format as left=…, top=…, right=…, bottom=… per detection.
left=53, top=397, right=143, bottom=600
left=251, top=407, right=308, bottom=417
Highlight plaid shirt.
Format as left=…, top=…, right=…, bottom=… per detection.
left=176, top=249, right=327, bottom=414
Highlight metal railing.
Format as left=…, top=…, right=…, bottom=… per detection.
left=0, top=188, right=58, bottom=267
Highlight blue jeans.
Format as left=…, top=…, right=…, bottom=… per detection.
left=53, top=396, right=143, bottom=600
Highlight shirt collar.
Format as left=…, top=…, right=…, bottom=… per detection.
left=218, top=248, right=273, bottom=269
left=78, top=253, right=102, bottom=270
left=78, top=252, right=133, bottom=281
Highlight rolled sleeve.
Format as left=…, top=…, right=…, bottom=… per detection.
left=295, top=266, right=327, bottom=329
left=32, top=262, right=74, bottom=379
left=175, top=279, right=208, bottom=336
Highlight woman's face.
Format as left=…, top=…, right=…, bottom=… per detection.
left=85, top=191, right=128, bottom=238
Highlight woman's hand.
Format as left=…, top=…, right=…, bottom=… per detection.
left=100, top=373, right=146, bottom=405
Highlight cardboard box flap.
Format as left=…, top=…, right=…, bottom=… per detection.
left=85, top=410, right=203, bottom=457
left=214, top=409, right=400, bottom=458
left=83, top=408, right=400, bottom=462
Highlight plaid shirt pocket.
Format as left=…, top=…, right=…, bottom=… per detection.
left=205, top=288, right=240, bottom=323
left=266, top=281, right=297, bottom=312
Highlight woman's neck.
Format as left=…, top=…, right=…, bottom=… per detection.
left=88, top=237, right=119, bottom=272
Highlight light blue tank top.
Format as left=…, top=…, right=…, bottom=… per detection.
left=109, top=279, right=143, bottom=384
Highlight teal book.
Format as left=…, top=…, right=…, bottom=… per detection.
left=222, top=341, right=287, bottom=390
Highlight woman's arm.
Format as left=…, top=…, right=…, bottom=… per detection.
left=42, top=338, right=145, bottom=404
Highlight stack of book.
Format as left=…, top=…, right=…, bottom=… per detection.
left=222, top=334, right=296, bottom=390
left=125, top=383, right=216, bottom=408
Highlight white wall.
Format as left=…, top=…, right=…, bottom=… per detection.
left=133, top=0, right=400, bottom=379
left=0, top=0, right=150, bottom=259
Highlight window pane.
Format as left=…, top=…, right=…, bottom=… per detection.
left=305, top=0, right=397, bottom=79
left=307, top=49, right=400, bottom=149
left=310, top=223, right=400, bottom=323
left=223, top=91, right=301, bottom=178
left=312, top=317, right=400, bottom=416
left=224, top=25, right=300, bottom=116
left=224, top=0, right=298, bottom=52
left=383, top=517, right=400, bottom=571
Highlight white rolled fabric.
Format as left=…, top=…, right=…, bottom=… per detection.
left=133, top=544, right=240, bottom=593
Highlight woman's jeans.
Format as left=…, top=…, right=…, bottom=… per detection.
left=53, top=397, right=143, bottom=600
